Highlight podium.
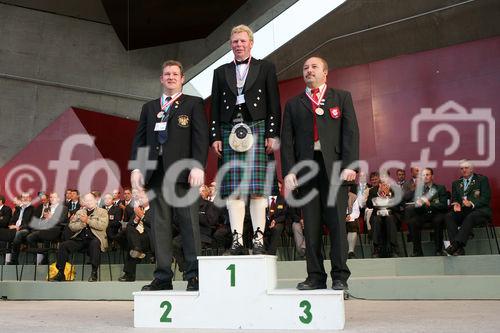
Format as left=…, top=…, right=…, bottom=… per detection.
left=134, top=255, right=345, bottom=330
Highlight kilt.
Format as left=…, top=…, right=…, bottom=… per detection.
left=219, top=120, right=272, bottom=198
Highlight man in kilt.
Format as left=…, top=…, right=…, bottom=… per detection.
left=210, top=25, right=281, bottom=255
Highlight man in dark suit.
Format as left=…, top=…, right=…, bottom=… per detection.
left=210, top=24, right=281, bottom=255
left=445, top=160, right=491, bottom=256
left=0, top=195, right=13, bottom=252
left=130, top=60, right=209, bottom=291
left=281, top=56, right=359, bottom=291
left=6, top=193, right=35, bottom=264
left=119, top=188, right=135, bottom=223
left=102, top=193, right=123, bottom=242
left=404, top=168, right=447, bottom=256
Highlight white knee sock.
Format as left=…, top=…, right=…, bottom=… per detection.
left=347, top=232, right=357, bottom=253
left=226, top=199, right=245, bottom=245
left=249, top=197, right=267, bottom=244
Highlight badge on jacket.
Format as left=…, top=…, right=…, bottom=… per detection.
left=330, top=107, right=341, bottom=119
left=178, top=115, right=190, bottom=127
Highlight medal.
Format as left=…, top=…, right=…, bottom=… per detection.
left=157, top=111, right=164, bottom=119
left=315, top=108, right=324, bottom=115
left=305, top=85, right=327, bottom=115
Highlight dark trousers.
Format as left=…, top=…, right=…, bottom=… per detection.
left=148, top=159, right=201, bottom=282
left=445, top=209, right=490, bottom=246
left=0, top=228, right=16, bottom=242
left=299, top=152, right=350, bottom=284
left=405, top=207, right=444, bottom=253
left=56, top=237, right=101, bottom=271
left=10, top=229, right=30, bottom=261
left=26, top=228, right=61, bottom=244
left=123, top=225, right=150, bottom=277
left=264, top=223, right=284, bottom=255
left=372, top=214, right=398, bottom=254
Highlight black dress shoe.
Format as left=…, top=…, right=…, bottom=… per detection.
left=88, top=271, right=98, bottom=282
left=251, top=228, right=266, bottom=255
left=296, top=278, right=326, bottom=290
left=452, top=246, right=465, bottom=256
left=348, top=252, right=356, bottom=259
left=141, top=279, right=173, bottom=291
left=118, top=274, right=135, bottom=282
left=50, top=271, right=66, bottom=282
left=444, top=242, right=459, bottom=256
left=186, top=276, right=199, bottom=291
left=332, top=280, right=349, bottom=291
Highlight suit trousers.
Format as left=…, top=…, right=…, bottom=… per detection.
left=299, top=151, right=350, bottom=284
left=148, top=158, right=201, bottom=282
left=445, top=209, right=490, bottom=246
left=405, top=207, right=444, bottom=252
left=372, top=214, right=398, bottom=253
left=123, top=225, right=150, bottom=277
left=56, top=236, right=101, bottom=271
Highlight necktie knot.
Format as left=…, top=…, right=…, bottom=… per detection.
left=311, top=88, right=320, bottom=95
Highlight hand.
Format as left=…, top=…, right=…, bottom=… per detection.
left=79, top=213, right=88, bottom=224
left=8, top=225, right=17, bottom=230
left=462, top=198, right=472, bottom=208
left=345, top=216, right=351, bottom=222
left=212, top=141, right=222, bottom=158
left=421, top=197, right=430, bottom=207
left=131, top=169, right=144, bottom=191
left=189, top=168, right=205, bottom=187
left=300, top=218, right=304, bottom=229
left=415, top=199, right=423, bottom=207
left=284, top=173, right=298, bottom=192
left=133, top=206, right=144, bottom=219
left=265, top=137, right=279, bottom=155
left=452, top=203, right=461, bottom=212
left=341, top=169, right=357, bottom=182
left=270, top=220, right=276, bottom=229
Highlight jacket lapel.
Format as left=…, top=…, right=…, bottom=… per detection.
left=167, top=94, right=185, bottom=121
left=224, top=63, right=238, bottom=96
left=299, top=92, right=313, bottom=113
left=243, top=59, right=260, bottom=93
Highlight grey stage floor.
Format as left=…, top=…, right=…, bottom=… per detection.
left=1, top=299, right=499, bottom=332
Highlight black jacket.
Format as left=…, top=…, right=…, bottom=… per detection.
left=131, top=94, right=209, bottom=185
left=0, top=205, right=13, bottom=229
left=450, top=174, right=491, bottom=217
left=281, top=88, right=359, bottom=182
left=210, top=58, right=281, bottom=141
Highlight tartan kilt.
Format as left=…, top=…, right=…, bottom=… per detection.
left=219, top=120, right=272, bottom=198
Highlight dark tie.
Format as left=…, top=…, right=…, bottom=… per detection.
left=158, top=96, right=172, bottom=144
left=235, top=57, right=250, bottom=65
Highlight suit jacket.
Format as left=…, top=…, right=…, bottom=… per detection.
left=450, top=174, right=491, bottom=217
left=10, top=205, right=34, bottom=230
left=0, top=205, right=13, bottom=228
left=210, top=58, right=281, bottom=142
left=131, top=94, right=209, bottom=185
left=105, top=205, right=123, bottom=224
left=366, top=186, right=397, bottom=212
left=281, top=88, right=359, bottom=182
left=68, top=201, right=81, bottom=216
left=30, top=204, right=69, bottom=230
left=413, top=183, right=448, bottom=214
left=122, top=200, right=135, bottom=222
left=69, top=207, right=109, bottom=252
left=268, top=195, right=287, bottom=224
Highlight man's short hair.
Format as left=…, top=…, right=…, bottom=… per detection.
left=423, top=167, right=434, bottom=175
left=459, top=159, right=473, bottom=169
left=231, top=24, right=254, bottom=42
left=369, top=171, right=380, bottom=178
left=306, top=56, right=329, bottom=72
left=161, top=60, right=184, bottom=76
left=71, top=189, right=79, bottom=195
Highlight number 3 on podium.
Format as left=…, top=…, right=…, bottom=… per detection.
left=299, top=300, right=312, bottom=324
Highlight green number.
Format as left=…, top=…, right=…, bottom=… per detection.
left=160, top=300, right=172, bottom=323
left=226, top=264, right=235, bottom=287
left=299, top=300, right=313, bottom=324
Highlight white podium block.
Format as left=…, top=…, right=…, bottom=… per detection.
left=134, top=255, right=345, bottom=330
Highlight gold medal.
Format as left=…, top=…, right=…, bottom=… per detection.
left=315, top=107, right=324, bottom=116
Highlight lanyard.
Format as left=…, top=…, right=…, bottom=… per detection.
left=305, top=84, right=327, bottom=108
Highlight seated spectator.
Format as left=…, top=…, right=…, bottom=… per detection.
left=445, top=160, right=491, bottom=256
left=119, top=191, right=151, bottom=282
left=366, top=173, right=400, bottom=258
left=67, top=189, right=80, bottom=217
left=0, top=195, right=13, bottom=253
left=290, top=204, right=305, bottom=258
left=346, top=188, right=361, bottom=259
left=92, top=191, right=103, bottom=208
left=265, top=181, right=287, bottom=255
left=50, top=193, right=108, bottom=282
left=33, top=192, right=50, bottom=219
left=103, top=193, right=123, bottom=242
left=405, top=168, right=447, bottom=256
left=27, top=192, right=69, bottom=263
left=6, top=193, right=35, bottom=264
left=362, top=171, right=380, bottom=236
left=119, top=188, right=135, bottom=223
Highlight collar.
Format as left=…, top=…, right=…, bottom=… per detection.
left=306, top=83, right=326, bottom=95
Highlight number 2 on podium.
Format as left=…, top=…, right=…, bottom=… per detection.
left=226, top=264, right=235, bottom=287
